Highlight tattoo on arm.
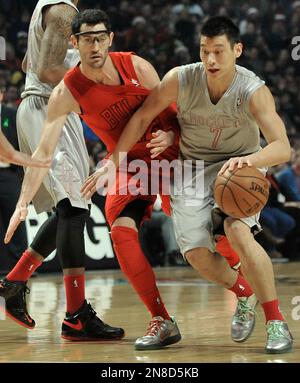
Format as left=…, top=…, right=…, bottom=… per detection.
left=38, top=4, right=77, bottom=72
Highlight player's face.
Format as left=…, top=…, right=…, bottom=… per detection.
left=72, top=23, right=113, bottom=69
left=200, top=35, right=242, bottom=79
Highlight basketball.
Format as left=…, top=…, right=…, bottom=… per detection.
left=214, top=166, right=270, bottom=218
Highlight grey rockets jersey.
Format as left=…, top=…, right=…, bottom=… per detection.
left=22, top=0, right=79, bottom=99
left=177, top=62, right=265, bottom=162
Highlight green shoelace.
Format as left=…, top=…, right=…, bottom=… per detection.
left=234, top=299, right=255, bottom=322
left=267, top=322, right=286, bottom=340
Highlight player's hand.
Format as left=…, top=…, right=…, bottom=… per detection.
left=146, top=130, right=175, bottom=159
left=81, top=159, right=118, bottom=199
left=218, top=156, right=253, bottom=175
left=4, top=202, right=28, bottom=244
left=7, top=151, right=51, bottom=168
left=81, top=167, right=108, bottom=199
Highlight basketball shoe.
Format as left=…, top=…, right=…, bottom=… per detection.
left=0, top=278, right=35, bottom=329
left=61, top=300, right=125, bottom=341
left=231, top=293, right=258, bottom=342
left=134, top=316, right=181, bottom=350
left=265, top=320, right=293, bottom=354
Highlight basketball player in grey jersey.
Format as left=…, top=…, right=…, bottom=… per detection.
left=0, top=0, right=124, bottom=341
left=96, top=17, right=293, bottom=353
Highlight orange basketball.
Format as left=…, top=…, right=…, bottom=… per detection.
left=214, top=166, right=270, bottom=218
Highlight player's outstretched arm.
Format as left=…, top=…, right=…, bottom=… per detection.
left=110, top=67, right=179, bottom=167
left=0, top=131, right=51, bottom=168
left=81, top=63, right=179, bottom=199
left=4, top=83, right=74, bottom=243
left=219, top=85, right=291, bottom=174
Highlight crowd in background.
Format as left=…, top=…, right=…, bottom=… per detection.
left=0, top=0, right=300, bottom=263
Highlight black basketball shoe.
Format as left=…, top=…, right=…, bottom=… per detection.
left=0, top=279, right=35, bottom=329
left=61, top=300, right=125, bottom=341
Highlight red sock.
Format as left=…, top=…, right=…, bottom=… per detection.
left=261, top=299, right=284, bottom=322
left=216, top=235, right=241, bottom=269
left=6, top=250, right=42, bottom=282
left=228, top=273, right=254, bottom=298
left=64, top=274, right=85, bottom=314
left=111, top=226, right=170, bottom=320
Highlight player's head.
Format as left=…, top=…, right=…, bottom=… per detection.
left=71, top=9, right=113, bottom=69
left=200, top=16, right=242, bottom=79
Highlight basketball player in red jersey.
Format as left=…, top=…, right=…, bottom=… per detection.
left=0, top=131, right=50, bottom=168
left=5, top=9, right=181, bottom=350
left=6, top=10, right=249, bottom=350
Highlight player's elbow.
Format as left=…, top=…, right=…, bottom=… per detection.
left=283, top=146, right=292, bottom=163
left=279, top=140, right=292, bottom=164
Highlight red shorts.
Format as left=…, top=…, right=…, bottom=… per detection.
left=104, top=125, right=179, bottom=227
left=105, top=170, right=172, bottom=228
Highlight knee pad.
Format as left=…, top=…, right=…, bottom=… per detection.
left=57, top=198, right=89, bottom=220
left=30, top=212, right=58, bottom=257
left=56, top=200, right=88, bottom=269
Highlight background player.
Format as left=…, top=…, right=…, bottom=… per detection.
left=0, top=0, right=124, bottom=341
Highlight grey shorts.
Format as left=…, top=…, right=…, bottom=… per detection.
left=170, top=160, right=261, bottom=256
left=17, top=95, right=90, bottom=213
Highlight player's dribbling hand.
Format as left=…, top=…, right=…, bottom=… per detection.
left=218, top=156, right=253, bottom=175
left=146, top=130, right=174, bottom=159
left=4, top=202, right=28, bottom=244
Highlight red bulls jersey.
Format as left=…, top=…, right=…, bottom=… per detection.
left=64, top=52, right=179, bottom=162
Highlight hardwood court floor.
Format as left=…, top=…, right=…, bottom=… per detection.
left=0, top=263, right=299, bottom=363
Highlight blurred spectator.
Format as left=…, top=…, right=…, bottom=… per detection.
left=275, top=151, right=300, bottom=260
left=0, top=0, right=299, bottom=262
left=0, top=0, right=298, bottom=139
left=259, top=170, right=296, bottom=261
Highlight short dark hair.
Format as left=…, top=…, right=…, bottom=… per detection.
left=201, top=16, right=241, bottom=47
left=71, top=9, right=111, bottom=36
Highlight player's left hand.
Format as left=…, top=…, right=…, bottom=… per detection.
left=81, top=166, right=109, bottom=199
left=81, top=158, right=118, bottom=199
left=218, top=156, right=253, bottom=175
left=146, top=130, right=175, bottom=159
left=4, top=202, right=28, bottom=244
